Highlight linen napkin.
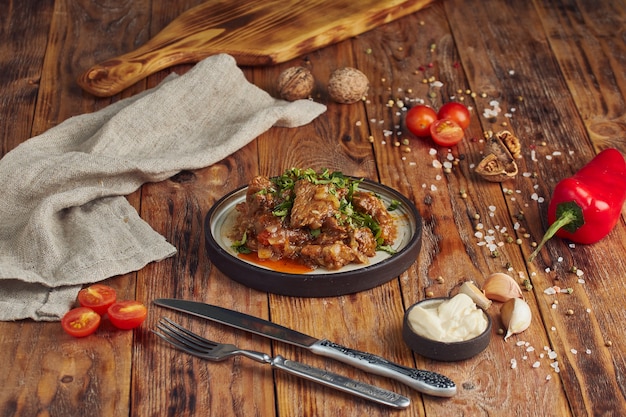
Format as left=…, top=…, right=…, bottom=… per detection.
left=0, top=54, right=326, bottom=322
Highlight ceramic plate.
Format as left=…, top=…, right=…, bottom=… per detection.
left=204, top=178, right=423, bottom=297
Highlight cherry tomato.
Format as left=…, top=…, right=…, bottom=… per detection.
left=437, top=102, right=471, bottom=130
left=429, top=119, right=465, bottom=146
left=108, top=300, right=148, bottom=330
left=406, top=105, right=438, bottom=137
left=61, top=307, right=101, bottom=338
left=77, top=284, right=117, bottom=316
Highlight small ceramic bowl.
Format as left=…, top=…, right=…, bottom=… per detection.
left=402, top=297, right=492, bottom=362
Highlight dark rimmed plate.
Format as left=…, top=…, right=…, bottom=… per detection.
left=204, top=178, right=423, bottom=297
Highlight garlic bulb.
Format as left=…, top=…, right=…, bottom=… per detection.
left=458, top=281, right=492, bottom=310
left=483, top=273, right=523, bottom=302
left=501, top=298, right=531, bottom=340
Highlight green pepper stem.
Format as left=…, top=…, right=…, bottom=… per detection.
left=528, top=210, right=578, bottom=262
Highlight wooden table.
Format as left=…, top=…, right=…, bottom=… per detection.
left=2, top=0, right=625, bottom=415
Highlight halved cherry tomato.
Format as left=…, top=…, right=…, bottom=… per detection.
left=437, top=102, right=471, bottom=130
left=61, top=307, right=101, bottom=338
left=77, top=284, right=117, bottom=316
left=406, top=105, right=438, bottom=137
left=429, top=119, right=465, bottom=146
left=108, top=300, right=148, bottom=330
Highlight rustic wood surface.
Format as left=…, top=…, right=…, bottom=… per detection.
left=1, top=0, right=625, bottom=416
left=76, top=0, right=436, bottom=97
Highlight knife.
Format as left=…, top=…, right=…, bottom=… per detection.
left=153, top=298, right=457, bottom=397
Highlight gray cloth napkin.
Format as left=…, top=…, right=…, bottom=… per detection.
left=0, top=54, right=326, bottom=322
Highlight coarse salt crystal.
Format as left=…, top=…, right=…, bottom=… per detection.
left=511, top=359, right=518, bottom=369
left=586, top=349, right=591, bottom=354
left=532, top=361, right=541, bottom=368
left=544, top=287, right=557, bottom=295
left=571, top=349, right=578, bottom=354
left=516, top=341, right=526, bottom=346
left=432, top=160, right=442, bottom=168
left=430, top=184, right=437, bottom=191
left=429, top=148, right=437, bottom=155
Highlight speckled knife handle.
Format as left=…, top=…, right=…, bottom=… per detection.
left=309, top=340, right=457, bottom=397
left=271, top=355, right=410, bottom=408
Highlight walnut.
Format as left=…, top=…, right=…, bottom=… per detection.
left=475, top=130, right=520, bottom=182
left=497, top=130, right=522, bottom=159
left=327, top=67, right=369, bottom=104
left=277, top=67, right=315, bottom=101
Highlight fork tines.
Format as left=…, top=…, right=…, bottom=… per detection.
left=153, top=317, right=217, bottom=354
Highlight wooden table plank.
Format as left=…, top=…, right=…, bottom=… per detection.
left=0, top=0, right=625, bottom=416
left=355, top=3, right=571, bottom=415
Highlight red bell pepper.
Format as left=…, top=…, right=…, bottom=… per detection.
left=529, top=148, right=626, bottom=261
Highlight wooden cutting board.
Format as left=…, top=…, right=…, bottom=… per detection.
left=77, top=0, right=435, bottom=97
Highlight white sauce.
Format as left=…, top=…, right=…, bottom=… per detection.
left=408, top=293, right=488, bottom=343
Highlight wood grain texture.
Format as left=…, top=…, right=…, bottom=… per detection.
left=76, top=0, right=435, bottom=97
left=1, top=0, right=626, bottom=416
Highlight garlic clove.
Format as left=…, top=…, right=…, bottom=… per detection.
left=458, top=281, right=492, bottom=310
left=483, top=272, right=523, bottom=302
left=501, top=298, right=531, bottom=340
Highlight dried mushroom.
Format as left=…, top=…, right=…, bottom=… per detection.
left=475, top=130, right=520, bottom=182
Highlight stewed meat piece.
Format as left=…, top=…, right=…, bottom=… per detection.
left=231, top=170, right=398, bottom=271
left=290, top=180, right=341, bottom=229
left=351, top=191, right=397, bottom=245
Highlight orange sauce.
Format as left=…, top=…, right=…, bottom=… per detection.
left=238, top=252, right=314, bottom=274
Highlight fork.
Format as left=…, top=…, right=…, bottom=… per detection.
left=153, top=317, right=410, bottom=409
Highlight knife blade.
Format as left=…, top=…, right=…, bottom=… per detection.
left=153, top=298, right=456, bottom=397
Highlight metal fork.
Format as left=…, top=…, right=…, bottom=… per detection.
left=153, top=317, right=410, bottom=409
